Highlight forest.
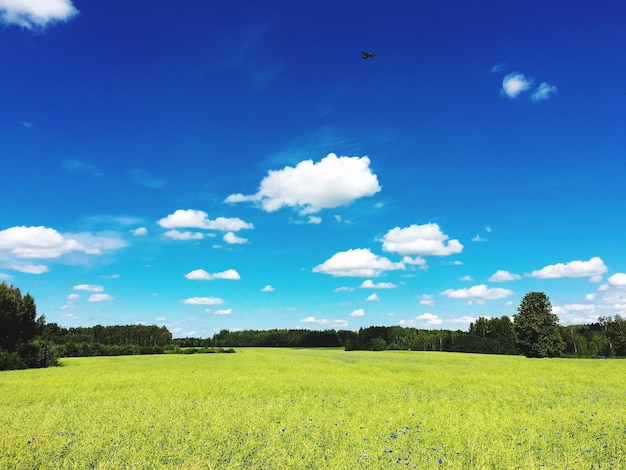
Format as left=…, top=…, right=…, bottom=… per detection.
left=2, top=281, right=626, bottom=370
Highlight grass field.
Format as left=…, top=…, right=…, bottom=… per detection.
left=1, top=349, right=625, bottom=469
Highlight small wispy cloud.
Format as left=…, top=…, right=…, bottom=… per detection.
left=130, top=169, right=165, bottom=189
left=531, top=82, right=558, bottom=101
left=62, top=158, right=103, bottom=177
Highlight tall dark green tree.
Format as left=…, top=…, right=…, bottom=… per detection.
left=514, top=292, right=564, bottom=358
left=0, top=282, right=38, bottom=352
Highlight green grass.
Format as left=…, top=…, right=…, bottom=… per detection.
left=1, top=349, right=625, bottom=469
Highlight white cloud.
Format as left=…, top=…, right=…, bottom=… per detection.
left=185, top=269, right=240, bottom=281
left=359, top=279, right=397, bottom=289
left=608, top=273, right=626, bottom=287
left=381, top=223, right=463, bottom=256
left=131, top=227, right=148, bottom=237
left=416, top=313, right=443, bottom=326
left=73, top=284, right=104, bottom=292
left=350, top=308, right=365, bottom=317
left=307, top=216, right=322, bottom=224
left=225, top=153, right=381, bottom=214
left=67, top=293, right=79, bottom=301
left=488, top=270, right=522, bottom=282
left=223, top=232, right=248, bottom=244
left=366, top=293, right=379, bottom=302
left=0, top=0, right=78, bottom=29
left=419, top=294, right=435, bottom=306
left=7, top=264, right=49, bottom=274
left=313, top=248, right=404, bottom=277
left=530, top=257, right=607, bottom=279
left=501, top=72, right=533, bottom=99
left=261, top=285, right=274, bottom=292
left=552, top=303, right=600, bottom=326
left=301, top=316, right=329, bottom=324
left=181, top=297, right=224, bottom=305
left=441, top=284, right=514, bottom=300
left=301, top=316, right=348, bottom=328
left=164, top=230, right=205, bottom=240
left=334, top=286, right=354, bottom=293
left=88, top=293, right=114, bottom=302
left=158, top=209, right=253, bottom=232
left=402, top=256, right=427, bottom=269
left=459, top=275, right=473, bottom=282
left=0, top=226, right=77, bottom=258
left=472, top=235, right=487, bottom=242
left=531, top=82, right=557, bottom=102
left=451, top=315, right=476, bottom=325
left=212, top=309, right=232, bottom=315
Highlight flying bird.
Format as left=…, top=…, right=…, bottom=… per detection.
left=361, top=51, right=375, bottom=60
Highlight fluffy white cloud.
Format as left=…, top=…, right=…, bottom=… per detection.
left=181, top=297, right=224, bottom=305
left=419, top=294, right=435, bottom=306
left=608, top=273, right=626, bottom=287
left=225, top=153, right=381, bottom=214
left=531, top=82, right=557, bottom=102
left=223, top=232, right=248, bottom=244
left=441, top=284, right=514, bottom=300
left=488, top=270, right=522, bottom=282
left=131, top=227, right=148, bottom=237
left=530, top=257, right=607, bottom=279
left=158, top=209, right=253, bottom=232
left=185, top=269, right=240, bottom=281
left=0, top=0, right=78, bottom=29
left=381, top=223, right=463, bottom=256
left=366, top=293, right=379, bottom=302
left=73, top=284, right=104, bottom=292
left=88, top=294, right=114, bottom=302
left=261, top=285, right=274, bottom=292
left=552, top=303, right=600, bottom=325
left=0, top=226, right=89, bottom=259
left=359, top=279, right=397, bottom=289
left=164, top=230, right=204, bottom=240
left=501, top=72, right=533, bottom=98
left=313, top=248, right=404, bottom=277
left=416, top=313, right=442, bottom=325
left=350, top=308, right=365, bottom=317
left=402, top=256, right=427, bottom=269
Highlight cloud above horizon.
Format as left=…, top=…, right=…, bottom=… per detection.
left=313, top=248, right=404, bottom=277
left=226, top=153, right=381, bottom=215
left=158, top=209, right=253, bottom=233
left=0, top=226, right=126, bottom=260
left=441, top=284, right=514, bottom=300
left=530, top=257, right=607, bottom=280
left=185, top=268, right=241, bottom=281
left=381, top=223, right=463, bottom=256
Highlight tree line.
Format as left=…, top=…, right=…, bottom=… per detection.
left=2, top=282, right=626, bottom=371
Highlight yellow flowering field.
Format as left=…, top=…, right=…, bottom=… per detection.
left=1, top=349, right=625, bottom=469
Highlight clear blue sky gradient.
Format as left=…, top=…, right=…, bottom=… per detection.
left=2, top=1, right=625, bottom=337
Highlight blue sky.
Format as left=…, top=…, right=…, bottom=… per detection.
left=1, top=0, right=625, bottom=338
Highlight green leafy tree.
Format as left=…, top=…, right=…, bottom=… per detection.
left=0, top=282, right=38, bottom=352
left=514, top=292, right=564, bottom=358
